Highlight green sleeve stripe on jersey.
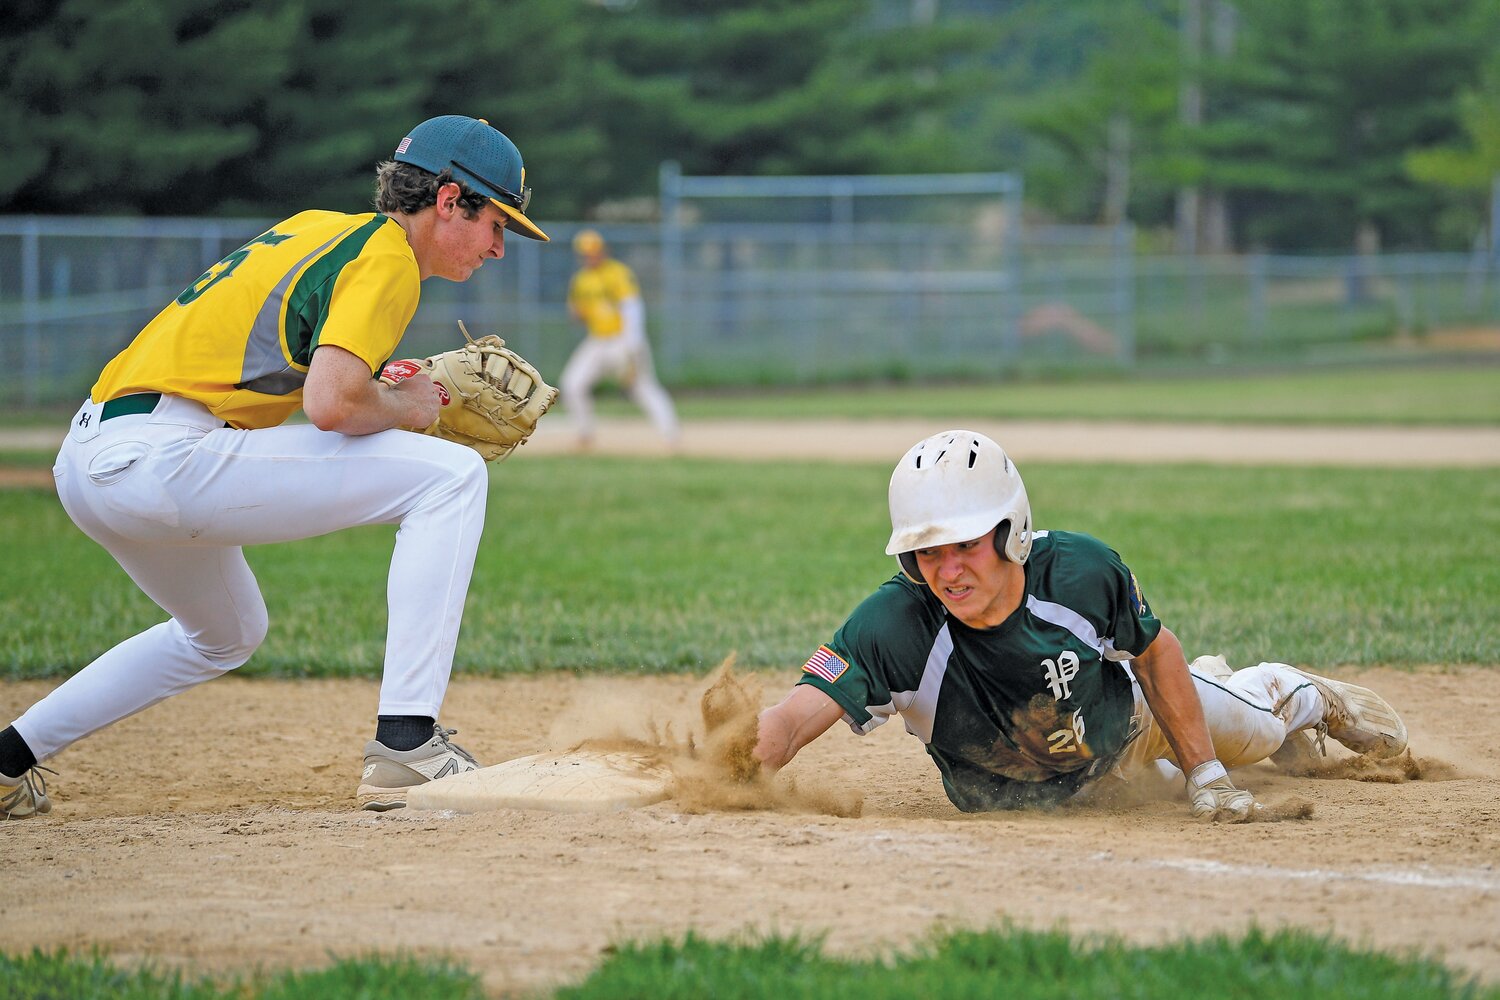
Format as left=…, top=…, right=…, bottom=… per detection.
left=796, top=672, right=873, bottom=727
left=282, top=215, right=390, bottom=366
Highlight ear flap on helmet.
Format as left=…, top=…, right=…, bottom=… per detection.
left=994, top=522, right=1010, bottom=559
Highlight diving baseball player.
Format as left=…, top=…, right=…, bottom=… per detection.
left=560, top=229, right=679, bottom=449
left=753, top=429, right=1409, bottom=819
left=0, top=115, right=552, bottom=819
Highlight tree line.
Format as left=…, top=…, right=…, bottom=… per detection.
left=3, top=0, right=1497, bottom=252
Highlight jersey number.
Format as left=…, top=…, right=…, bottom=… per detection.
left=1047, top=711, right=1086, bottom=754
left=175, top=230, right=292, bottom=305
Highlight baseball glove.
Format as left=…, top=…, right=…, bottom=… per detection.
left=380, top=322, right=558, bottom=462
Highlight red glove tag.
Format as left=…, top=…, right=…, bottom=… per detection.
left=380, top=359, right=423, bottom=383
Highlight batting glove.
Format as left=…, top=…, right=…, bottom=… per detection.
left=1186, top=760, right=1260, bottom=823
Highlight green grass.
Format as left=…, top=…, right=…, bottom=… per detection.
left=2, top=456, right=1496, bottom=678
left=0, top=450, right=56, bottom=468
left=4, top=365, right=1496, bottom=438
left=560, top=926, right=1495, bottom=1000
left=7, top=927, right=1492, bottom=1000
left=0, top=951, right=485, bottom=1000
left=658, top=365, right=1500, bottom=425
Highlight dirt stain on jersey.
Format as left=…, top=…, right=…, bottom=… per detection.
left=991, top=694, right=1093, bottom=782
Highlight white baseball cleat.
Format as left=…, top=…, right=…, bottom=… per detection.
left=1, top=766, right=54, bottom=820
left=1285, top=667, right=1407, bottom=759
left=357, top=725, right=480, bottom=811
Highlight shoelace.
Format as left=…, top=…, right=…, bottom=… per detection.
left=1, top=764, right=56, bottom=818
left=431, top=726, right=479, bottom=767
left=1310, top=720, right=1329, bottom=758
left=1274, top=682, right=1333, bottom=758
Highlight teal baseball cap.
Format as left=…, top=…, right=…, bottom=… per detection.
left=393, top=115, right=549, bottom=242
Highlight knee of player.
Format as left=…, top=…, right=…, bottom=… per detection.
left=408, top=442, right=489, bottom=518
left=194, top=612, right=269, bottom=672
left=452, top=446, right=489, bottom=494
left=443, top=446, right=490, bottom=511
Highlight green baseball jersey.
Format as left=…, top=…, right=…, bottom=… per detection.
left=797, top=530, right=1161, bottom=812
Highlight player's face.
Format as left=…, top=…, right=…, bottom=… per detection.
left=913, top=528, right=1019, bottom=629
left=429, top=189, right=508, bottom=281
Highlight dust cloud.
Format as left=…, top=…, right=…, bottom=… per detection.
left=566, top=656, right=863, bottom=818
left=1277, top=749, right=1459, bottom=783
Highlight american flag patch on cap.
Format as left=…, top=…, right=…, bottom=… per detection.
left=802, top=645, right=849, bottom=684
left=396, top=136, right=412, bottom=154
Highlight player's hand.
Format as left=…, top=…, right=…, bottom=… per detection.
left=379, top=361, right=442, bottom=430
left=389, top=372, right=441, bottom=429
left=1186, top=760, right=1260, bottom=823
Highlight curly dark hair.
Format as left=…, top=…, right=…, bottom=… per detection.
left=373, top=161, right=490, bottom=218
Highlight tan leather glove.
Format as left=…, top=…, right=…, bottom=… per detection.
left=380, top=322, right=558, bottom=462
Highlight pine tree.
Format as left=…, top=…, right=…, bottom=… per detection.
left=1, top=0, right=301, bottom=214
left=1196, top=0, right=1494, bottom=251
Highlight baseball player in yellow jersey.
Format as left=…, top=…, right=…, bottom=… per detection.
left=560, top=229, right=679, bottom=449
left=0, top=115, right=550, bottom=820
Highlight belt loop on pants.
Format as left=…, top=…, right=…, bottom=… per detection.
left=100, top=393, right=162, bottom=421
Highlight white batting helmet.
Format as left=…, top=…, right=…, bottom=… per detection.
left=886, top=430, right=1033, bottom=579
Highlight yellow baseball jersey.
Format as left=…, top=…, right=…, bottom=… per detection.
left=567, top=259, right=640, bottom=338
left=92, top=211, right=419, bottom=429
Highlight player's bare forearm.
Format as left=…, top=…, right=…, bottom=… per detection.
left=305, top=345, right=438, bottom=435
left=1132, top=627, right=1216, bottom=772
left=752, top=685, right=845, bottom=773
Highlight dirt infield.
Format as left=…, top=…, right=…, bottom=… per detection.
left=2, top=666, right=1498, bottom=995
left=3, top=419, right=1497, bottom=993
left=522, top=417, right=1500, bottom=467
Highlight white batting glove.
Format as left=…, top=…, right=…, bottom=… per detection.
left=1186, top=760, right=1261, bottom=823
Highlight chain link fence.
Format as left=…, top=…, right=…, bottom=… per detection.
left=2, top=207, right=1496, bottom=408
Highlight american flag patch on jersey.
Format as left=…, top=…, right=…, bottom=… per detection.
left=396, top=137, right=412, bottom=155
left=802, top=645, right=850, bottom=684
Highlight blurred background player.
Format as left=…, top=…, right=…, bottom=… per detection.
left=752, top=429, right=1409, bottom=821
left=561, top=229, right=679, bottom=450
left=0, top=115, right=550, bottom=819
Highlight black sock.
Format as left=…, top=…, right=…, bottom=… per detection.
left=376, top=716, right=436, bottom=751
left=0, top=726, right=38, bottom=779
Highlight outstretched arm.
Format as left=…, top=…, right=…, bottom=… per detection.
left=752, top=684, right=846, bottom=774
left=1133, top=626, right=1259, bottom=822
left=1132, top=627, right=1215, bottom=772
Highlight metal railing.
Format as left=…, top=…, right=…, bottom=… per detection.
left=1, top=214, right=1494, bottom=407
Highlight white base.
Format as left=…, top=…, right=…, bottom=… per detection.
left=405, top=749, right=672, bottom=813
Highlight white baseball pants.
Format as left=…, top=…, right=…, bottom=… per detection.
left=1116, top=660, right=1328, bottom=780
left=14, top=394, right=487, bottom=762
left=559, top=334, right=679, bottom=444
